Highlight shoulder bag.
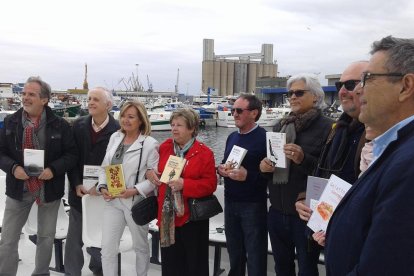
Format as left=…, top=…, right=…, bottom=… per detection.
left=188, top=194, right=223, bottom=221
left=131, top=139, right=158, bottom=226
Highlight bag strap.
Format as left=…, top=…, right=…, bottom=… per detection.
left=134, top=138, right=146, bottom=184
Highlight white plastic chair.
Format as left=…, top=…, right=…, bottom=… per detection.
left=24, top=198, right=69, bottom=272
left=82, top=194, right=134, bottom=275
left=0, top=176, right=6, bottom=232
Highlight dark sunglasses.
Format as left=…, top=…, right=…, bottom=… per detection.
left=287, top=89, right=308, bottom=98
left=335, top=80, right=360, bottom=92
left=231, top=108, right=252, bottom=115
left=360, top=72, right=404, bottom=88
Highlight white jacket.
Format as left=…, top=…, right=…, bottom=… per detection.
left=98, top=131, right=159, bottom=201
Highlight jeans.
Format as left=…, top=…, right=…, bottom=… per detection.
left=268, top=207, right=320, bottom=276
left=224, top=200, right=267, bottom=276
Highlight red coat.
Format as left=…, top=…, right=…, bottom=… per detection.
left=157, top=138, right=217, bottom=227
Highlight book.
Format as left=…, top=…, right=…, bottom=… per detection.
left=307, top=174, right=352, bottom=232
left=224, top=145, right=247, bottom=170
left=160, top=155, right=187, bottom=183
left=305, top=176, right=329, bottom=211
left=83, top=165, right=102, bottom=190
left=23, top=149, right=44, bottom=176
left=104, top=164, right=126, bottom=196
left=266, top=132, right=286, bottom=168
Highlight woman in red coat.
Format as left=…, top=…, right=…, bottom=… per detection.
left=148, top=108, right=217, bottom=276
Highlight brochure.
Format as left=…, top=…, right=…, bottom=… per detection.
left=305, top=176, right=329, bottom=211
left=160, top=155, right=187, bottom=183
left=83, top=165, right=102, bottom=190
left=104, top=164, right=126, bottom=196
left=224, top=145, right=247, bottom=170
left=23, top=149, right=44, bottom=176
left=266, top=132, right=286, bottom=168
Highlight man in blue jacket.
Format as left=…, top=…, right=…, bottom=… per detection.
left=325, top=36, right=414, bottom=275
left=0, top=76, right=77, bottom=275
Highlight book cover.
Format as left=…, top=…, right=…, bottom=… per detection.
left=305, top=176, right=329, bottom=211
left=83, top=165, right=102, bottom=190
left=307, top=174, right=352, bottom=232
left=104, top=164, right=126, bottom=196
left=23, top=149, right=44, bottom=176
left=224, top=145, right=247, bottom=170
left=160, top=155, right=187, bottom=183
left=266, top=132, right=286, bottom=168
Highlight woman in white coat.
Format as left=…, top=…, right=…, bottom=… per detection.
left=97, top=100, right=159, bottom=276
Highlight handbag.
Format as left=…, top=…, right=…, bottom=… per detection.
left=130, top=139, right=158, bottom=225
left=188, top=194, right=223, bottom=221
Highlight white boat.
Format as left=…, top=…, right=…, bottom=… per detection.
left=216, top=108, right=279, bottom=128
left=111, top=110, right=172, bottom=131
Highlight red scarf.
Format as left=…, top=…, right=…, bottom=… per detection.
left=23, top=114, right=44, bottom=205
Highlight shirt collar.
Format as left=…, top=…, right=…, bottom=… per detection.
left=238, top=123, right=258, bottom=134
left=91, top=114, right=109, bottom=132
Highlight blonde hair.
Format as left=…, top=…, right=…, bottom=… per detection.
left=119, top=100, right=151, bottom=135
left=170, top=108, right=200, bottom=137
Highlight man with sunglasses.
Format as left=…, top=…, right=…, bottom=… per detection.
left=295, top=61, right=368, bottom=223
left=325, top=36, right=414, bottom=275
left=218, top=94, right=268, bottom=276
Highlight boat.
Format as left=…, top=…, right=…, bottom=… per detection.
left=216, top=108, right=279, bottom=128
left=112, top=110, right=172, bottom=131
left=49, top=102, right=82, bottom=117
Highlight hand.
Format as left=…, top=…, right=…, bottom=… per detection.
left=76, top=185, right=88, bottom=197
left=217, top=164, right=229, bottom=177
left=312, top=230, right=326, bottom=247
left=284, top=143, right=304, bottom=164
left=146, top=169, right=161, bottom=186
left=13, top=165, right=29, bottom=180
left=38, top=168, right=54, bottom=181
left=295, top=199, right=312, bottom=221
left=117, top=188, right=139, bottom=199
left=168, top=178, right=184, bottom=192
left=88, top=185, right=99, bottom=196
left=100, top=188, right=113, bottom=201
left=227, top=166, right=247, bottom=181
left=260, top=158, right=275, bottom=173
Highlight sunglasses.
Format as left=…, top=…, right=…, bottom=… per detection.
left=287, top=89, right=308, bottom=98
left=360, top=72, right=405, bottom=88
left=231, top=108, right=252, bottom=115
left=335, top=80, right=360, bottom=92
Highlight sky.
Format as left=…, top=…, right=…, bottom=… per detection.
left=1, top=0, right=413, bottom=95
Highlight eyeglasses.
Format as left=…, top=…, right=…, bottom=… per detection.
left=361, top=72, right=405, bottom=88
left=335, top=80, right=360, bottom=92
left=287, top=90, right=308, bottom=98
left=231, top=108, right=252, bottom=115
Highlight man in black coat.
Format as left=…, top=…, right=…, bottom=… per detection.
left=0, top=76, right=78, bottom=275
left=65, top=87, right=119, bottom=276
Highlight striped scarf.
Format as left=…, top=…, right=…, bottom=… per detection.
left=22, top=111, right=45, bottom=205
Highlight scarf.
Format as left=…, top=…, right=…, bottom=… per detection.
left=272, top=108, right=320, bottom=185
left=22, top=110, right=46, bottom=205
left=160, top=137, right=195, bottom=247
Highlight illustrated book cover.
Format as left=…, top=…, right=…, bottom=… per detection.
left=307, top=174, right=352, bottom=232
left=266, top=132, right=286, bottom=168
left=224, top=145, right=247, bottom=170
left=105, top=164, right=126, bottom=196
left=23, top=149, right=44, bottom=176
left=160, top=155, right=187, bottom=183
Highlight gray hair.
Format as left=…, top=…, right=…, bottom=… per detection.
left=26, top=76, right=51, bottom=102
left=88, top=86, right=114, bottom=111
left=371, top=36, right=414, bottom=76
left=170, top=108, right=200, bottom=137
left=287, top=73, right=327, bottom=110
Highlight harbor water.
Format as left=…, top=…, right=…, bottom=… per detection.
left=151, top=125, right=273, bottom=166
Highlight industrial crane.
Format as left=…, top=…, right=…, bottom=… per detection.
left=147, top=75, right=153, bottom=92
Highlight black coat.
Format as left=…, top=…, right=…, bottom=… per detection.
left=67, top=114, right=119, bottom=211
left=268, top=113, right=333, bottom=215
left=0, top=107, right=78, bottom=202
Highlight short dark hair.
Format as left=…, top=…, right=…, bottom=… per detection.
left=26, top=76, right=51, bottom=102
left=371, top=36, right=414, bottom=75
left=238, top=94, right=262, bottom=121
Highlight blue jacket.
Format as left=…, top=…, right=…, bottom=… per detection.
left=325, top=120, right=414, bottom=276
left=0, top=107, right=78, bottom=202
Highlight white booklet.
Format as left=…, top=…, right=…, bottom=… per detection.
left=266, top=132, right=286, bottom=168
left=23, top=149, right=44, bottom=176
left=83, top=165, right=102, bottom=190
left=305, top=176, right=329, bottom=211
left=307, top=174, right=352, bottom=232
left=224, top=145, right=247, bottom=170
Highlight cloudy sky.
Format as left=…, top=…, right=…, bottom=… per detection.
left=1, top=0, right=413, bottom=94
